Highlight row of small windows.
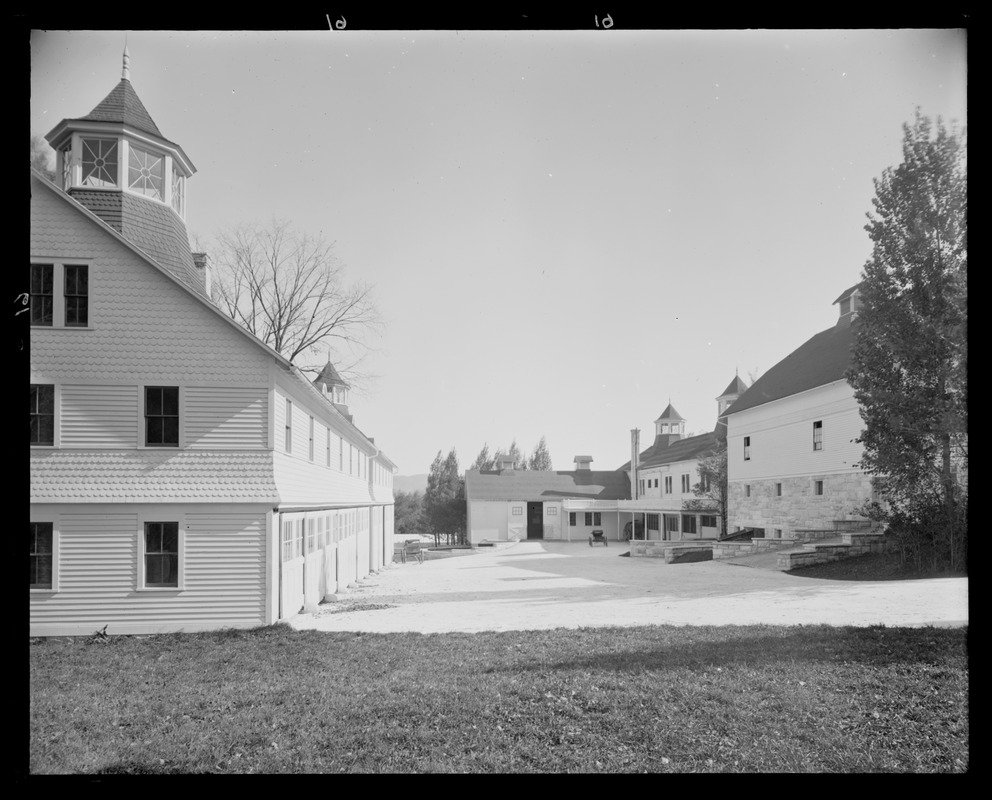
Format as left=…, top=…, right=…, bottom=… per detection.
left=639, top=473, right=696, bottom=495
left=280, top=511, right=368, bottom=562
left=568, top=512, right=603, bottom=527
left=742, top=421, right=826, bottom=462
left=32, top=385, right=390, bottom=484
left=742, top=480, right=824, bottom=498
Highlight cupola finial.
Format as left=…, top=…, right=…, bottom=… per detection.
left=122, top=43, right=130, bottom=82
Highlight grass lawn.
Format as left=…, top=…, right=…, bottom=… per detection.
left=29, top=620, right=968, bottom=774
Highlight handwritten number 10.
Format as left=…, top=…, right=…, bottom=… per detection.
left=595, top=14, right=613, bottom=28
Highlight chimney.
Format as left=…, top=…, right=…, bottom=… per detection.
left=573, top=455, right=593, bottom=471
left=630, top=429, right=640, bottom=500
left=192, top=252, right=212, bottom=299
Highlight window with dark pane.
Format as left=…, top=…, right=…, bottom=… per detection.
left=146, top=386, right=179, bottom=446
left=30, top=384, right=55, bottom=446
left=30, top=522, right=53, bottom=589
left=64, top=265, right=88, bottom=326
left=30, top=264, right=53, bottom=326
left=145, top=522, right=179, bottom=587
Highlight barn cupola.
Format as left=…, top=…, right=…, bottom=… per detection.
left=833, top=283, right=863, bottom=325
left=716, top=373, right=748, bottom=417
left=44, top=47, right=204, bottom=295
left=313, top=359, right=352, bottom=422
left=653, top=402, right=685, bottom=441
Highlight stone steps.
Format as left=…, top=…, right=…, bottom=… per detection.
left=776, top=532, right=890, bottom=570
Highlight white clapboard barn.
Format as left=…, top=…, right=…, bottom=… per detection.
left=30, top=51, right=396, bottom=636
left=464, top=456, right=632, bottom=544
left=723, top=285, right=873, bottom=539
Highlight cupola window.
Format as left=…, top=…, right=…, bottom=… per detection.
left=60, top=144, right=72, bottom=190
left=171, top=165, right=185, bottom=216
left=128, top=145, right=165, bottom=200
left=81, top=138, right=119, bottom=187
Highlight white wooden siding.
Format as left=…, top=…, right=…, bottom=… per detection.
left=60, top=384, right=138, bottom=448
left=185, top=387, right=268, bottom=449
left=29, top=504, right=268, bottom=637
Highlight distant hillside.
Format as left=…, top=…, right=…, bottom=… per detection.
left=393, top=474, right=428, bottom=494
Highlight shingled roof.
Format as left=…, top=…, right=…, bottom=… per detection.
left=465, top=470, right=631, bottom=502
left=78, top=77, right=167, bottom=140
left=724, top=317, right=858, bottom=417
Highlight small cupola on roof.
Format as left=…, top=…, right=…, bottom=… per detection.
left=833, top=284, right=863, bottom=325
left=654, top=402, right=685, bottom=439
left=573, top=455, right=593, bottom=471
left=46, top=47, right=196, bottom=220
left=716, top=373, right=749, bottom=416
left=313, top=360, right=352, bottom=422
left=44, top=47, right=203, bottom=295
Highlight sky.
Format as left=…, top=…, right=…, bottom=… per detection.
left=29, top=27, right=967, bottom=477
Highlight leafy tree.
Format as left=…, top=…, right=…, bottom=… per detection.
left=393, top=490, right=423, bottom=537
left=424, top=448, right=466, bottom=545
left=469, top=443, right=497, bottom=471
left=506, top=440, right=526, bottom=470
left=686, top=441, right=728, bottom=537
left=31, top=134, right=56, bottom=182
left=848, top=110, right=967, bottom=573
left=528, top=436, right=553, bottom=471
left=210, top=220, right=381, bottom=383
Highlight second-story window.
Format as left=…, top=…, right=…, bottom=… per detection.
left=145, top=387, right=179, bottom=447
left=813, top=420, right=823, bottom=451
left=64, top=265, right=88, bottom=327
left=30, top=264, right=53, bottom=327
left=744, top=436, right=751, bottom=461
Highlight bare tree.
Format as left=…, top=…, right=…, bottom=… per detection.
left=211, top=220, right=381, bottom=380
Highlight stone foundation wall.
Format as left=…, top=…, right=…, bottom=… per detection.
left=727, top=471, right=873, bottom=537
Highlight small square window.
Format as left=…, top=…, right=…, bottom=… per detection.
left=145, top=387, right=179, bottom=447
left=547, top=506, right=557, bottom=516
left=511, top=506, right=523, bottom=516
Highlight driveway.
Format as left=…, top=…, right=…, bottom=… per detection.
left=287, top=540, right=969, bottom=634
